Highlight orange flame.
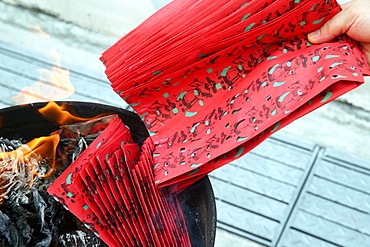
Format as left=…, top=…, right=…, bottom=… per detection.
left=26, top=134, right=60, bottom=178
left=0, top=134, right=59, bottom=204
left=0, top=101, right=106, bottom=204
left=33, top=24, right=50, bottom=38
left=13, top=49, right=75, bottom=104
left=38, top=101, right=99, bottom=125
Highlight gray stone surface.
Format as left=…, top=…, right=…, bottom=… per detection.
left=0, top=1, right=127, bottom=107
left=0, top=42, right=125, bottom=107
left=1, top=0, right=156, bottom=37
left=0, top=1, right=116, bottom=76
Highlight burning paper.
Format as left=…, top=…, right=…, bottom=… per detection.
left=0, top=104, right=192, bottom=246
left=101, top=0, right=370, bottom=189
left=0, top=133, right=106, bottom=247
left=0, top=135, right=59, bottom=205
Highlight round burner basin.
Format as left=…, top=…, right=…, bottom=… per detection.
left=0, top=101, right=217, bottom=247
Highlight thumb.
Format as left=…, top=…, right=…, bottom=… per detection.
left=308, top=5, right=353, bottom=43
left=361, top=42, right=370, bottom=65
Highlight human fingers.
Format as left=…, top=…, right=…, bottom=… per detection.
left=361, top=42, right=370, bottom=65
left=308, top=2, right=353, bottom=43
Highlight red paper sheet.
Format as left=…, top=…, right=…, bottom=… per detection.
left=48, top=116, right=192, bottom=246
left=110, top=150, right=149, bottom=245
left=114, top=148, right=152, bottom=245
left=74, top=166, right=124, bottom=245
left=47, top=116, right=129, bottom=245
left=101, top=0, right=370, bottom=188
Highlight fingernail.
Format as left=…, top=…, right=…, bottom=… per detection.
left=308, top=29, right=321, bottom=41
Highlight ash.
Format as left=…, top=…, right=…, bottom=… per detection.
left=0, top=138, right=106, bottom=247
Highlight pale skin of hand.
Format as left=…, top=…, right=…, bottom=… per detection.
left=308, top=0, right=370, bottom=64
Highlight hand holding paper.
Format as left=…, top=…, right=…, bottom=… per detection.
left=101, top=0, right=370, bottom=189
left=309, top=0, right=370, bottom=63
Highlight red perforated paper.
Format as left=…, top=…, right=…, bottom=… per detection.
left=47, top=116, right=191, bottom=246
left=101, top=0, right=370, bottom=189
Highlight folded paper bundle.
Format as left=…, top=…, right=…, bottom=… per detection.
left=48, top=115, right=191, bottom=246
left=101, top=0, right=370, bottom=190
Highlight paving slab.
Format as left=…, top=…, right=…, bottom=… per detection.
left=0, top=42, right=125, bottom=107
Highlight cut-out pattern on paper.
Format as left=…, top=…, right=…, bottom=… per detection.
left=48, top=117, right=191, bottom=246
left=101, top=0, right=370, bottom=189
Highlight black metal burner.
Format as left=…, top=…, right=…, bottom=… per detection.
left=0, top=101, right=217, bottom=247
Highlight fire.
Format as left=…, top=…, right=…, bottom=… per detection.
left=0, top=101, right=107, bottom=204
left=26, top=134, right=60, bottom=178
left=33, top=24, right=50, bottom=38
left=13, top=49, right=74, bottom=105
left=38, top=101, right=101, bottom=125
left=0, top=135, right=59, bottom=204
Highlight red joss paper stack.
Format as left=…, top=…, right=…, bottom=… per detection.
left=48, top=115, right=191, bottom=246
left=101, top=0, right=370, bottom=190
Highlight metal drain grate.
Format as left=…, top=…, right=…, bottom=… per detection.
left=277, top=148, right=370, bottom=247
left=211, top=133, right=370, bottom=247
